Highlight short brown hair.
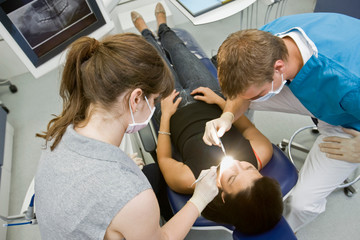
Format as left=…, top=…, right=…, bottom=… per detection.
left=202, top=176, right=283, bottom=235
left=217, top=29, right=288, bottom=99
left=37, top=33, right=174, bottom=150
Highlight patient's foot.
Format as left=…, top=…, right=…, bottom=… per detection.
left=155, top=2, right=166, bottom=27
left=131, top=11, right=148, bottom=33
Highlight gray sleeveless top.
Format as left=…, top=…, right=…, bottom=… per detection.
left=35, top=125, right=151, bottom=239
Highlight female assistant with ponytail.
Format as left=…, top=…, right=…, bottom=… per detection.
left=35, top=31, right=218, bottom=239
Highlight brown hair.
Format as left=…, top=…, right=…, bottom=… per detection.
left=217, top=29, right=288, bottom=99
left=37, top=33, right=173, bottom=150
left=202, top=176, right=283, bottom=235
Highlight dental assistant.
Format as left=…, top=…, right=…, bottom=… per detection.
left=35, top=33, right=218, bottom=239
left=203, top=12, right=360, bottom=232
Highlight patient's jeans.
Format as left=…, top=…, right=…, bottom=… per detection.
left=141, top=24, right=223, bottom=121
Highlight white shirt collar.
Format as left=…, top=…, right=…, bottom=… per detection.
left=276, top=27, right=318, bottom=64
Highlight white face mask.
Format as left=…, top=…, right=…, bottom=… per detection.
left=251, top=74, right=286, bottom=103
left=125, top=96, right=155, bottom=134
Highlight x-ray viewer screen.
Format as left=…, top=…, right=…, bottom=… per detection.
left=0, top=0, right=106, bottom=67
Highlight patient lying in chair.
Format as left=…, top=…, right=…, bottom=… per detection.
left=132, top=3, right=283, bottom=235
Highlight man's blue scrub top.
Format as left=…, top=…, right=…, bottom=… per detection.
left=261, top=13, right=360, bottom=131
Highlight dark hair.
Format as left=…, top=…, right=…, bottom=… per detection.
left=36, top=33, right=174, bottom=150
left=217, top=29, right=288, bottom=99
left=202, top=176, right=283, bottom=235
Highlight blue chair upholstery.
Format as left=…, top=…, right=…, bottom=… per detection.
left=232, top=216, right=296, bottom=240
left=260, top=145, right=298, bottom=199
left=314, top=0, right=360, bottom=19
left=167, top=187, right=235, bottom=232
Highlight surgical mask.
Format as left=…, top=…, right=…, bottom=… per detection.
left=125, top=96, right=155, bottom=134
left=251, top=74, right=286, bottom=103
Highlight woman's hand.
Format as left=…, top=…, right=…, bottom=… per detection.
left=189, top=166, right=218, bottom=214
left=128, top=152, right=145, bottom=169
left=191, top=87, right=225, bottom=109
left=161, top=90, right=182, bottom=119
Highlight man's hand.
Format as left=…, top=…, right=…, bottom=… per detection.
left=203, top=112, right=234, bottom=146
left=319, top=128, right=360, bottom=163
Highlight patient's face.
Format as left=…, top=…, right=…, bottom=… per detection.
left=218, top=160, right=262, bottom=195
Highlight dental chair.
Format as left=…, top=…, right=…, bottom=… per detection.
left=0, top=179, right=36, bottom=227
left=137, top=28, right=297, bottom=239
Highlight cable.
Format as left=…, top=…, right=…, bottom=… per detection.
left=275, top=1, right=280, bottom=18
left=338, top=175, right=360, bottom=188
left=3, top=221, right=32, bottom=227
left=240, top=11, right=244, bottom=30
left=264, top=5, right=270, bottom=24
left=255, top=0, right=259, bottom=28
left=279, top=0, right=285, bottom=17
left=287, top=125, right=315, bottom=164
left=280, top=0, right=288, bottom=16
left=25, top=194, right=35, bottom=220
left=264, top=4, right=274, bottom=24
left=249, top=3, right=254, bottom=28
left=0, top=79, right=10, bottom=85
left=246, top=6, right=250, bottom=29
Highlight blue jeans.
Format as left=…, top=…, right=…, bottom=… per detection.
left=141, top=24, right=223, bottom=114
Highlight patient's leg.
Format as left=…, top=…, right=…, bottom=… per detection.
left=132, top=12, right=181, bottom=92
left=140, top=29, right=180, bottom=86
left=140, top=28, right=183, bottom=122
left=158, top=24, right=221, bottom=96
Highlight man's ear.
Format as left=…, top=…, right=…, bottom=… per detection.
left=129, top=88, right=143, bottom=113
left=221, top=192, right=226, bottom=203
left=274, top=59, right=285, bottom=73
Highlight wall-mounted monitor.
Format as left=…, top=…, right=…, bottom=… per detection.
left=0, top=0, right=114, bottom=78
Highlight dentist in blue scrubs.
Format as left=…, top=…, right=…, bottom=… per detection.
left=203, top=12, right=360, bottom=232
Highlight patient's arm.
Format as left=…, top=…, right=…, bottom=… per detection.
left=192, top=87, right=272, bottom=169
left=191, top=87, right=226, bottom=109
left=232, top=116, right=273, bottom=169
left=157, top=90, right=196, bottom=194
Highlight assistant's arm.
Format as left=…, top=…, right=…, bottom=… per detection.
left=107, top=168, right=218, bottom=240
left=107, top=190, right=198, bottom=240
left=157, top=90, right=196, bottom=194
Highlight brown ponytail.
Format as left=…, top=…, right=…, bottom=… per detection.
left=37, top=33, right=173, bottom=150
